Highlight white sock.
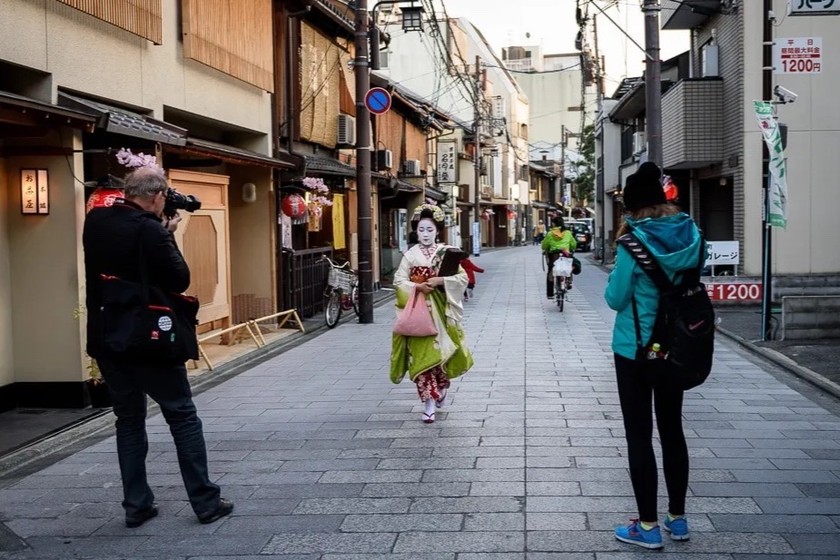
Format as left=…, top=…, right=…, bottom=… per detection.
left=424, top=399, right=435, bottom=415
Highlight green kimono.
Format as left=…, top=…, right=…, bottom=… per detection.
left=389, top=244, right=474, bottom=384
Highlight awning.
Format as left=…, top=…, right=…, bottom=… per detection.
left=531, top=201, right=551, bottom=209
left=58, top=92, right=187, bottom=145
left=0, top=91, right=97, bottom=131
left=304, top=155, right=356, bottom=178
left=177, top=137, right=297, bottom=169
left=424, top=185, right=447, bottom=202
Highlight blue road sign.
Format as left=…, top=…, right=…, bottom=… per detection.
left=365, top=87, right=392, bottom=115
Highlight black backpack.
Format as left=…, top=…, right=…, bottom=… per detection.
left=617, top=233, right=715, bottom=390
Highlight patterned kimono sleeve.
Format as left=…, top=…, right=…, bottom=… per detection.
left=442, top=267, right=468, bottom=324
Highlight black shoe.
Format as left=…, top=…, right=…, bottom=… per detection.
left=198, top=498, right=234, bottom=524
left=125, top=504, right=158, bottom=528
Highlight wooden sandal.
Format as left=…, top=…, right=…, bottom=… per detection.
left=422, top=412, right=435, bottom=424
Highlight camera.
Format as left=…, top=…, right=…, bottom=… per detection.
left=163, top=187, right=201, bottom=218
left=773, top=85, right=798, bottom=104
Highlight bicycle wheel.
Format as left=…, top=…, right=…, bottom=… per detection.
left=325, top=289, right=343, bottom=328
left=555, top=277, right=565, bottom=312
left=350, top=283, right=359, bottom=317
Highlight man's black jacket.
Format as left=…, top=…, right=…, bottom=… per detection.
left=83, top=199, right=190, bottom=359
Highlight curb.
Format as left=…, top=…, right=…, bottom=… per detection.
left=716, top=326, right=840, bottom=400
left=0, top=294, right=397, bottom=480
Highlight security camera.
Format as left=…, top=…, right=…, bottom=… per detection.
left=773, top=85, right=798, bottom=104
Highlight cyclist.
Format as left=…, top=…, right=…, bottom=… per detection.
left=541, top=216, right=577, bottom=300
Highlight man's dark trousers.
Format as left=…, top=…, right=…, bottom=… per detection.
left=97, top=356, right=220, bottom=518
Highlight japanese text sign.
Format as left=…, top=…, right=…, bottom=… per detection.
left=705, top=241, right=739, bottom=266
left=774, top=37, right=822, bottom=73
left=790, top=0, right=839, bottom=15
left=437, top=140, right=457, bottom=184
left=20, top=169, right=49, bottom=215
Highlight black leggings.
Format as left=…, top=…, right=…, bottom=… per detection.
left=615, top=353, right=688, bottom=522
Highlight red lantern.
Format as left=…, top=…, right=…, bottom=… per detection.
left=282, top=194, right=307, bottom=219
left=663, top=177, right=679, bottom=202
left=86, top=187, right=124, bottom=213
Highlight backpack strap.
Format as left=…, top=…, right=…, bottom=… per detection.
left=616, top=233, right=672, bottom=292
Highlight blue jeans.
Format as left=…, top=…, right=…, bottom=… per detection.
left=97, top=356, right=220, bottom=518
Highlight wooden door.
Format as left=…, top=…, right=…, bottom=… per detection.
left=168, top=170, right=231, bottom=331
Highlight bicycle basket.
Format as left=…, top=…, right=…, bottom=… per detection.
left=552, top=257, right=574, bottom=277
left=328, top=267, right=355, bottom=291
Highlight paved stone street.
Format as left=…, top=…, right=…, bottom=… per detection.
left=1, top=246, right=840, bottom=559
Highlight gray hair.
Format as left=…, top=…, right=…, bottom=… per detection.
left=123, top=167, right=168, bottom=199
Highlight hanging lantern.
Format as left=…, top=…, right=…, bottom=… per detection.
left=663, top=176, right=679, bottom=202
left=86, top=187, right=124, bottom=214
left=282, top=194, right=307, bottom=219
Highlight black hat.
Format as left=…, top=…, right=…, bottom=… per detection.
left=623, top=162, right=666, bottom=211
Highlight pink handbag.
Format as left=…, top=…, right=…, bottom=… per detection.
left=393, top=288, right=438, bottom=337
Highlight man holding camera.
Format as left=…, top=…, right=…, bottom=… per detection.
left=83, top=166, right=232, bottom=528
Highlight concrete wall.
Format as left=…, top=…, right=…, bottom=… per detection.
left=741, top=0, right=840, bottom=276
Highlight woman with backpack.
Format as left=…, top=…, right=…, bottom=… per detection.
left=605, top=162, right=705, bottom=549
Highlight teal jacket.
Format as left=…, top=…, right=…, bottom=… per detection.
left=604, top=213, right=705, bottom=360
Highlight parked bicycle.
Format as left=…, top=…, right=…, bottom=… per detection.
left=319, top=255, right=359, bottom=328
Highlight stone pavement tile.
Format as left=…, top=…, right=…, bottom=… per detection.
left=341, top=513, right=463, bottom=532
left=322, top=555, right=452, bottom=560
left=463, top=512, right=525, bottom=531
left=409, top=497, right=523, bottom=514
left=709, top=513, right=838, bottom=533
left=708, top=447, right=810, bottom=459
left=3, top=516, right=108, bottom=538
left=360, top=482, right=470, bottom=498
left=292, top=497, right=410, bottom=515
left=393, top=530, right=523, bottom=553
left=525, top=482, right=581, bottom=496
left=213, top=514, right=344, bottom=534
left=529, top=530, right=793, bottom=554
left=250, top=483, right=364, bottom=499
left=91, top=513, right=220, bottom=536
left=422, top=468, right=525, bottom=483
left=753, top=497, right=840, bottom=514
left=13, top=536, right=149, bottom=559
left=376, top=457, right=476, bottom=469
left=471, top=481, right=525, bottom=496
left=797, top=482, right=840, bottom=498
left=526, top=512, right=587, bottom=531
left=261, top=532, right=396, bottom=554
left=732, top=556, right=838, bottom=560
left=730, top=469, right=840, bottom=483
left=319, top=470, right=422, bottom=483
left=784, top=532, right=840, bottom=555
left=587, top=512, right=715, bottom=532
left=689, top=482, right=806, bottom=497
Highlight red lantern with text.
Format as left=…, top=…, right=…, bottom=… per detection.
left=282, top=194, right=307, bottom=219
left=86, top=187, right=124, bottom=214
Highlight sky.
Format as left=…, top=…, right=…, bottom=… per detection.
left=442, top=0, right=690, bottom=96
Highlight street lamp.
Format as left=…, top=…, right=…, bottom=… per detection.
left=354, top=0, right=425, bottom=324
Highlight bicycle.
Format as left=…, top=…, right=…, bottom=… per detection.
left=319, top=255, right=359, bottom=328
left=551, top=255, right=574, bottom=312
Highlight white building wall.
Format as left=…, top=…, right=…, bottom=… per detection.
left=742, top=0, right=840, bottom=276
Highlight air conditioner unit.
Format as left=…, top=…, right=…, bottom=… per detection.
left=337, top=114, right=356, bottom=145
left=632, top=131, right=646, bottom=155
left=403, top=159, right=422, bottom=175
left=376, top=149, right=393, bottom=170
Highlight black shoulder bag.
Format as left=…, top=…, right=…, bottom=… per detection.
left=617, top=233, right=715, bottom=390
left=99, top=222, right=199, bottom=363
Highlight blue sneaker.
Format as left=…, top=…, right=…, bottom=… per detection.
left=662, top=515, right=689, bottom=541
left=614, top=519, right=664, bottom=549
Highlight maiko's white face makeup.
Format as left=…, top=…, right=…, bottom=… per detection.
left=416, top=218, right=437, bottom=247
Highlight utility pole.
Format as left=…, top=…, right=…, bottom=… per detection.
left=354, top=0, right=373, bottom=323
left=642, top=0, right=662, bottom=166
left=760, top=0, right=773, bottom=340
left=472, top=55, right=482, bottom=256
left=560, top=124, right=567, bottom=215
